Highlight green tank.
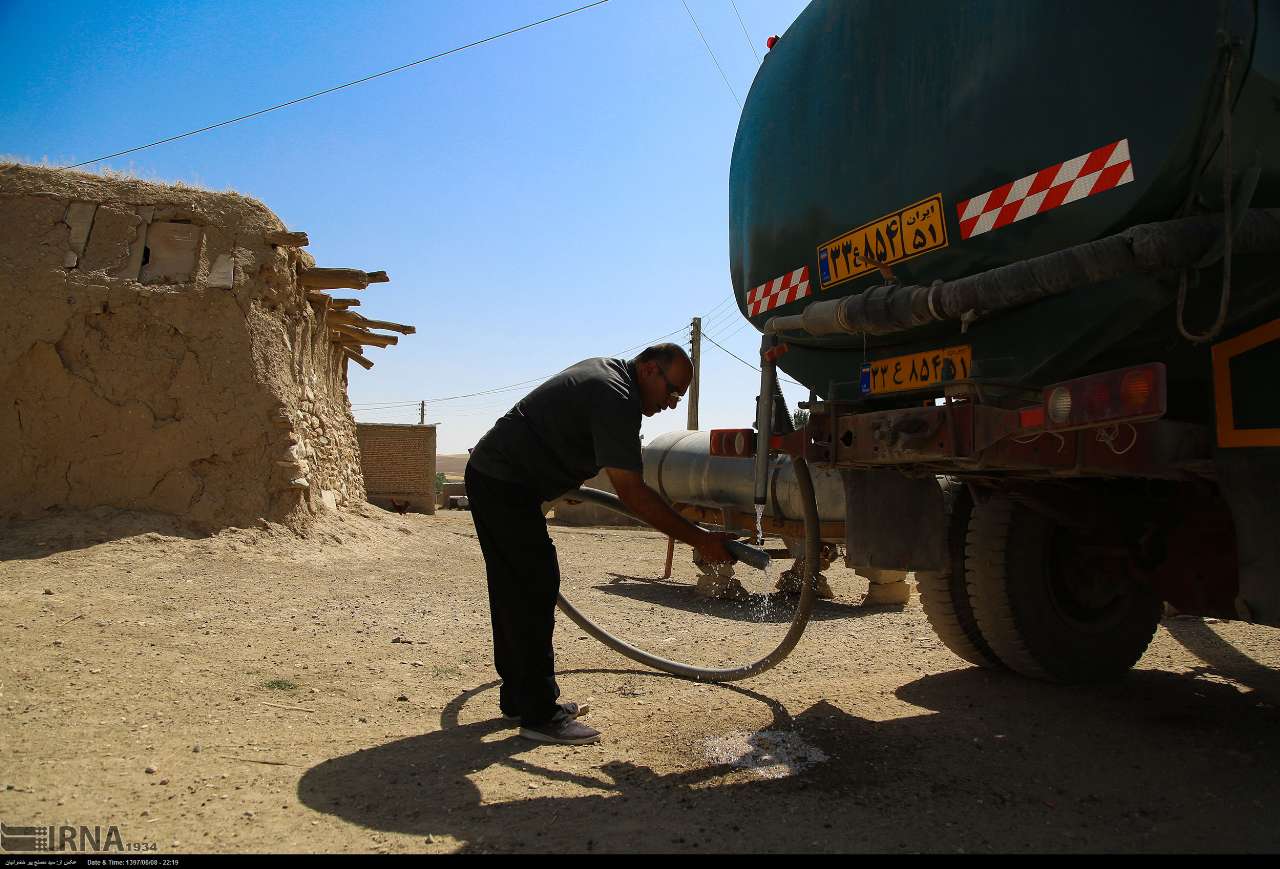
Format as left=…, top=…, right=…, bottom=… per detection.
left=729, top=0, right=1280, bottom=415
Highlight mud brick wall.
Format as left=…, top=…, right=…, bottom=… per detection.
left=356, top=423, right=437, bottom=514
left=0, top=164, right=367, bottom=531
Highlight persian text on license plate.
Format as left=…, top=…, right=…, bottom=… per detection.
left=860, top=345, right=972, bottom=395
left=817, top=194, right=949, bottom=290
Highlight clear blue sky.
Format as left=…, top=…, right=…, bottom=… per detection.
left=1, top=0, right=812, bottom=453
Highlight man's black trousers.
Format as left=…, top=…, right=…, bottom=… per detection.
left=465, top=464, right=562, bottom=726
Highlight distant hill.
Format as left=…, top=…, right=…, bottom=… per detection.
left=437, top=453, right=469, bottom=480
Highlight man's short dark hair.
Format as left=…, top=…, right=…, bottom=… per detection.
left=635, top=343, right=691, bottom=369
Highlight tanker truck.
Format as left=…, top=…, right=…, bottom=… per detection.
left=641, top=0, right=1280, bottom=683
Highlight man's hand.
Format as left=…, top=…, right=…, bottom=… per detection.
left=605, top=468, right=738, bottom=561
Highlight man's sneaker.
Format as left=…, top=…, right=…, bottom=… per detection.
left=519, top=711, right=602, bottom=745
left=502, top=701, right=589, bottom=723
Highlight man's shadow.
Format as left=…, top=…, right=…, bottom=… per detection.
left=295, top=669, right=807, bottom=852
left=297, top=648, right=1280, bottom=852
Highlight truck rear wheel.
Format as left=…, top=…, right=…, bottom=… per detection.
left=916, top=480, right=1004, bottom=670
left=965, top=494, right=1162, bottom=682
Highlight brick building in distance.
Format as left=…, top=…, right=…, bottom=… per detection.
left=356, top=423, right=438, bottom=514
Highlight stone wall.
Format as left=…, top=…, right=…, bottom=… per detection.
left=355, top=423, right=437, bottom=514
left=0, top=164, right=374, bottom=531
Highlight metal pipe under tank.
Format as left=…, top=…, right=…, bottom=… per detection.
left=641, top=430, right=846, bottom=526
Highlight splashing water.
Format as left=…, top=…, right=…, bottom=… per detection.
left=753, top=559, right=779, bottom=621
left=743, top=504, right=775, bottom=620
left=704, top=729, right=829, bottom=779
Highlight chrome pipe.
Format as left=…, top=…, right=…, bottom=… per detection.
left=642, top=430, right=846, bottom=525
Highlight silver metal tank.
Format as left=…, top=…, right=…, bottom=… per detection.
left=641, top=430, right=846, bottom=524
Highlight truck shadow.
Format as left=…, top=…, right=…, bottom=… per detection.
left=1161, top=617, right=1280, bottom=700
left=296, top=663, right=1280, bottom=852
left=587, top=573, right=884, bottom=623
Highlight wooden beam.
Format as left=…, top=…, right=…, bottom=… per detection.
left=299, top=267, right=385, bottom=290
left=326, top=310, right=415, bottom=335
left=351, top=317, right=415, bottom=335
left=328, top=298, right=360, bottom=308
left=342, top=346, right=374, bottom=370
left=366, top=271, right=389, bottom=283
left=265, top=230, right=309, bottom=247
left=333, top=324, right=397, bottom=347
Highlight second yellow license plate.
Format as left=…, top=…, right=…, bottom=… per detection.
left=860, top=345, right=972, bottom=395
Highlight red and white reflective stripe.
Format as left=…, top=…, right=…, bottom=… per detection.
left=746, top=266, right=810, bottom=316
left=956, top=139, right=1135, bottom=240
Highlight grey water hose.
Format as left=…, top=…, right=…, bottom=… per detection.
left=555, top=475, right=822, bottom=682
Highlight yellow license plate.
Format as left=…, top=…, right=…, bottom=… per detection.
left=818, top=193, right=949, bottom=290
left=860, top=345, right=972, bottom=395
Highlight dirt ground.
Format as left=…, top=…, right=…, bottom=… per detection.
left=2, top=504, right=1278, bottom=854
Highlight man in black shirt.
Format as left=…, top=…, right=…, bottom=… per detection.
left=465, top=343, right=735, bottom=745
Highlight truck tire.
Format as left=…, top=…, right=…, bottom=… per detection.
left=965, top=494, right=1162, bottom=682
left=916, top=480, right=1004, bottom=669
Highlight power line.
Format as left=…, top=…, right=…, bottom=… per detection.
left=419, top=376, right=564, bottom=405
left=709, top=316, right=752, bottom=342
left=701, top=302, right=733, bottom=327
left=66, top=0, right=611, bottom=168
left=702, top=303, right=743, bottom=334
left=702, top=291, right=736, bottom=320
left=679, top=0, right=741, bottom=108
left=427, top=325, right=687, bottom=402
left=353, top=323, right=689, bottom=408
left=702, top=330, right=803, bottom=387
left=701, top=296, right=742, bottom=327
left=701, top=330, right=761, bottom=371
left=728, top=0, right=762, bottom=63
left=703, top=308, right=753, bottom=341
left=615, top=325, right=689, bottom=358
left=703, top=315, right=736, bottom=338
left=701, top=316, right=740, bottom=343
left=354, top=376, right=555, bottom=408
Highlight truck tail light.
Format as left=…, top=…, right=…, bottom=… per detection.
left=709, top=428, right=756, bottom=458
left=1046, top=387, right=1072, bottom=425
left=1041, top=363, right=1166, bottom=433
left=1120, top=368, right=1154, bottom=410
left=1019, top=404, right=1046, bottom=430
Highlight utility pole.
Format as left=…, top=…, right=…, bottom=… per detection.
left=419, top=400, right=425, bottom=425
left=687, top=316, right=701, bottom=431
